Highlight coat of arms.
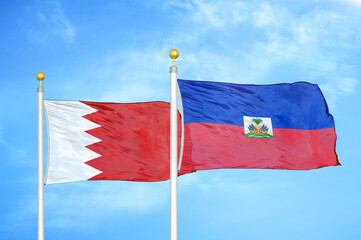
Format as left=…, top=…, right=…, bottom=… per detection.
left=243, top=116, right=273, bottom=139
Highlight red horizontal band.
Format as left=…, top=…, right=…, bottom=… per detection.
left=181, top=123, right=339, bottom=171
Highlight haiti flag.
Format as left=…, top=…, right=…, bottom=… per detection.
left=178, top=79, right=340, bottom=172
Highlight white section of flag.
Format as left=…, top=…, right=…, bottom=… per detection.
left=44, top=100, right=102, bottom=185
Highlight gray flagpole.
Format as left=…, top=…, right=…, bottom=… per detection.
left=169, top=49, right=179, bottom=240
left=37, top=72, right=45, bottom=240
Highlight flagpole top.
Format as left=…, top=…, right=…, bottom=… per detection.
left=36, top=72, right=45, bottom=87
left=169, top=49, right=179, bottom=66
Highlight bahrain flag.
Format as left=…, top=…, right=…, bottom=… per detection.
left=44, top=100, right=188, bottom=185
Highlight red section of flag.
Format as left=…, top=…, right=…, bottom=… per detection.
left=81, top=101, right=189, bottom=182
left=181, top=123, right=340, bottom=172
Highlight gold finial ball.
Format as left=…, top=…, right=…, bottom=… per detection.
left=36, top=72, right=45, bottom=81
left=169, top=49, right=179, bottom=60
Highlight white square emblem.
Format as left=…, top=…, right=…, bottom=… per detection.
left=243, top=116, right=273, bottom=138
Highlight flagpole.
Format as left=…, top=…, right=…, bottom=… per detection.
left=37, top=72, right=45, bottom=240
left=169, top=49, right=179, bottom=240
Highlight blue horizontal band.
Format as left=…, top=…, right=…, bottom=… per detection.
left=178, top=79, right=335, bottom=130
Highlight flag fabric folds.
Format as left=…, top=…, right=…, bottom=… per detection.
left=177, top=79, right=340, bottom=172
left=44, top=100, right=186, bottom=185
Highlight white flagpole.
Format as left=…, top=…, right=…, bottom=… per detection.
left=169, top=49, right=179, bottom=240
left=37, top=72, right=45, bottom=240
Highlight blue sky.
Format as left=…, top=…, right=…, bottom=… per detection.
left=1, top=0, right=361, bottom=239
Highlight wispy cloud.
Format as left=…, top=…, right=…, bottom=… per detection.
left=44, top=181, right=168, bottom=229
left=332, top=0, right=361, bottom=8
left=4, top=181, right=169, bottom=231
left=28, top=0, right=75, bottom=43
left=178, top=170, right=295, bottom=223
left=69, top=0, right=360, bottom=112
left=165, top=0, right=245, bottom=28
left=95, top=48, right=172, bottom=103
left=320, top=77, right=359, bottom=107
left=253, top=2, right=285, bottom=28
left=0, top=127, right=26, bottom=161
left=249, top=2, right=360, bottom=108
left=164, top=1, right=360, bottom=89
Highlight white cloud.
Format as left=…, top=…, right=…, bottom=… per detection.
left=4, top=181, right=169, bottom=231
left=333, top=0, right=361, bottom=7
left=179, top=170, right=294, bottom=221
left=46, top=1, right=360, bottom=113
left=338, top=78, right=359, bottom=93
left=248, top=3, right=361, bottom=108
left=29, top=0, right=75, bottom=43
left=320, top=77, right=359, bottom=108
left=0, top=127, right=26, bottom=161
left=253, top=2, right=284, bottom=28
left=92, top=1, right=360, bottom=109
left=84, top=47, right=172, bottom=103
left=44, top=182, right=168, bottom=229
left=165, top=0, right=246, bottom=28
